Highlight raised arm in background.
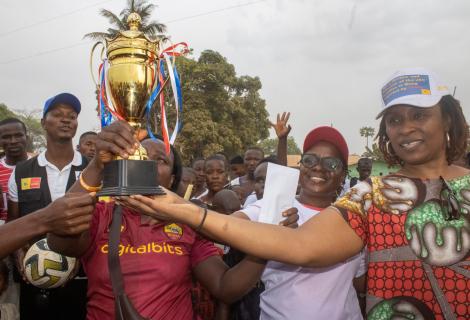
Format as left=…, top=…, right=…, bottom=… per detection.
left=271, top=112, right=291, bottom=166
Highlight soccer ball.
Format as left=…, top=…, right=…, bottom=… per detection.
left=23, top=238, right=76, bottom=289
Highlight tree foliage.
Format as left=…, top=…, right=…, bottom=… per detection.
left=258, top=137, right=301, bottom=156
left=359, top=126, right=375, bottom=149
left=0, top=103, right=45, bottom=152
left=84, top=0, right=166, bottom=41
left=362, top=142, right=385, bottom=162
left=171, top=50, right=270, bottom=163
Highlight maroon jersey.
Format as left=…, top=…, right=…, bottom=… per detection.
left=82, top=202, right=220, bottom=320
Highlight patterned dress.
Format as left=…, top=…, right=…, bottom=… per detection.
left=334, top=174, right=470, bottom=320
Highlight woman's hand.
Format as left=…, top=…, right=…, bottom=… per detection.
left=94, top=121, right=142, bottom=168
left=116, top=187, right=185, bottom=222
left=280, top=207, right=299, bottom=228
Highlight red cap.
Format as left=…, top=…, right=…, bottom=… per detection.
left=303, top=126, right=349, bottom=165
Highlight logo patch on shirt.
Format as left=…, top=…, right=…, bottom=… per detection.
left=21, top=177, right=41, bottom=190
left=164, top=223, right=183, bottom=240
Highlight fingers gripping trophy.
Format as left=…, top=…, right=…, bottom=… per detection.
left=90, top=13, right=187, bottom=319
left=90, top=12, right=186, bottom=197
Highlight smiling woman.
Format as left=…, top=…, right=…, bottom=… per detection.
left=378, top=95, right=468, bottom=169
left=124, top=68, right=470, bottom=320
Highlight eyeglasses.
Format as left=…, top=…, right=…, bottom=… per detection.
left=439, top=176, right=461, bottom=221
left=300, top=154, right=343, bottom=172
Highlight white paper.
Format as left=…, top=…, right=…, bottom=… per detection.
left=258, top=163, right=300, bottom=225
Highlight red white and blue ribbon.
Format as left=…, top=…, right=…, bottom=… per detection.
left=98, top=59, right=124, bottom=127
left=97, top=42, right=188, bottom=154
left=145, top=42, right=188, bottom=153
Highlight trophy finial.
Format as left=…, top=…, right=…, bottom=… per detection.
left=127, top=12, right=142, bottom=31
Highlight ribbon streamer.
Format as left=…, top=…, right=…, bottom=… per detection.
left=98, top=62, right=112, bottom=127
left=97, top=42, right=188, bottom=154
left=98, top=59, right=125, bottom=127
left=145, top=42, right=188, bottom=154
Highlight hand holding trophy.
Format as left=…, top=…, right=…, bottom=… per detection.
left=90, top=12, right=187, bottom=197
left=89, top=12, right=188, bottom=320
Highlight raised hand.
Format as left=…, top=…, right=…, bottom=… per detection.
left=270, top=112, right=291, bottom=139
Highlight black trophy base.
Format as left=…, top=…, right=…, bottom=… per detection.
left=97, top=159, right=166, bottom=197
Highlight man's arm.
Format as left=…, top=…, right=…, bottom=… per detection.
left=191, top=209, right=298, bottom=304
left=193, top=255, right=266, bottom=304
left=0, top=193, right=94, bottom=259
left=47, top=231, right=91, bottom=258
left=192, top=209, right=265, bottom=304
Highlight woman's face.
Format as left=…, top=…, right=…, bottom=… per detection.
left=384, top=104, right=447, bottom=166
left=205, top=159, right=228, bottom=193
left=141, top=139, right=175, bottom=189
left=299, top=141, right=345, bottom=198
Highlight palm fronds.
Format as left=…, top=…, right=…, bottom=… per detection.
left=85, top=0, right=166, bottom=40
left=83, top=32, right=111, bottom=41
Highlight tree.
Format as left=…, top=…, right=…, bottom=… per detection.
left=84, top=0, right=166, bottom=41
left=359, top=126, right=375, bottom=149
left=171, top=50, right=271, bottom=163
left=258, top=137, right=301, bottom=156
left=0, top=103, right=46, bottom=152
left=362, top=142, right=385, bottom=162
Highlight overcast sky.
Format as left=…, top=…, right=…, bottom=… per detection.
left=1, top=0, right=469, bottom=155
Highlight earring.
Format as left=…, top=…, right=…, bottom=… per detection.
left=446, top=132, right=451, bottom=148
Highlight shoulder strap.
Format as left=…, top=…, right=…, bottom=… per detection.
left=108, top=205, right=125, bottom=294
left=108, top=205, right=148, bottom=320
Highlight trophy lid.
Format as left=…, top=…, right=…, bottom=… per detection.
left=106, top=12, right=159, bottom=56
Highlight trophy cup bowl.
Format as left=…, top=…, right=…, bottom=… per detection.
left=96, top=13, right=165, bottom=197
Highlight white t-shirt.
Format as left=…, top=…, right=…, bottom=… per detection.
left=241, top=199, right=365, bottom=320
left=242, top=192, right=257, bottom=208
left=9, top=150, right=83, bottom=202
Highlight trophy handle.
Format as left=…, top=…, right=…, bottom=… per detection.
left=90, top=41, right=105, bottom=88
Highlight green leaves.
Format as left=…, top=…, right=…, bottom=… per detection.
left=258, top=137, right=301, bottom=156
left=173, top=50, right=270, bottom=163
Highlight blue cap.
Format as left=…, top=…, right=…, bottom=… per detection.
left=43, top=93, right=81, bottom=117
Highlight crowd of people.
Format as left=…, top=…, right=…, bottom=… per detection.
left=0, top=67, right=468, bottom=320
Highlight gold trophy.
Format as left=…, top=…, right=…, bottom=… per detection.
left=91, top=12, right=166, bottom=196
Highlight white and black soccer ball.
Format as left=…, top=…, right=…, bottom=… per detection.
left=23, top=238, right=76, bottom=289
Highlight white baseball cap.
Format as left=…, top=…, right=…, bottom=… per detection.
left=376, top=67, right=450, bottom=119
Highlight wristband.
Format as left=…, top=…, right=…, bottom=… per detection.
left=195, top=207, right=208, bottom=232
left=79, top=174, right=102, bottom=192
